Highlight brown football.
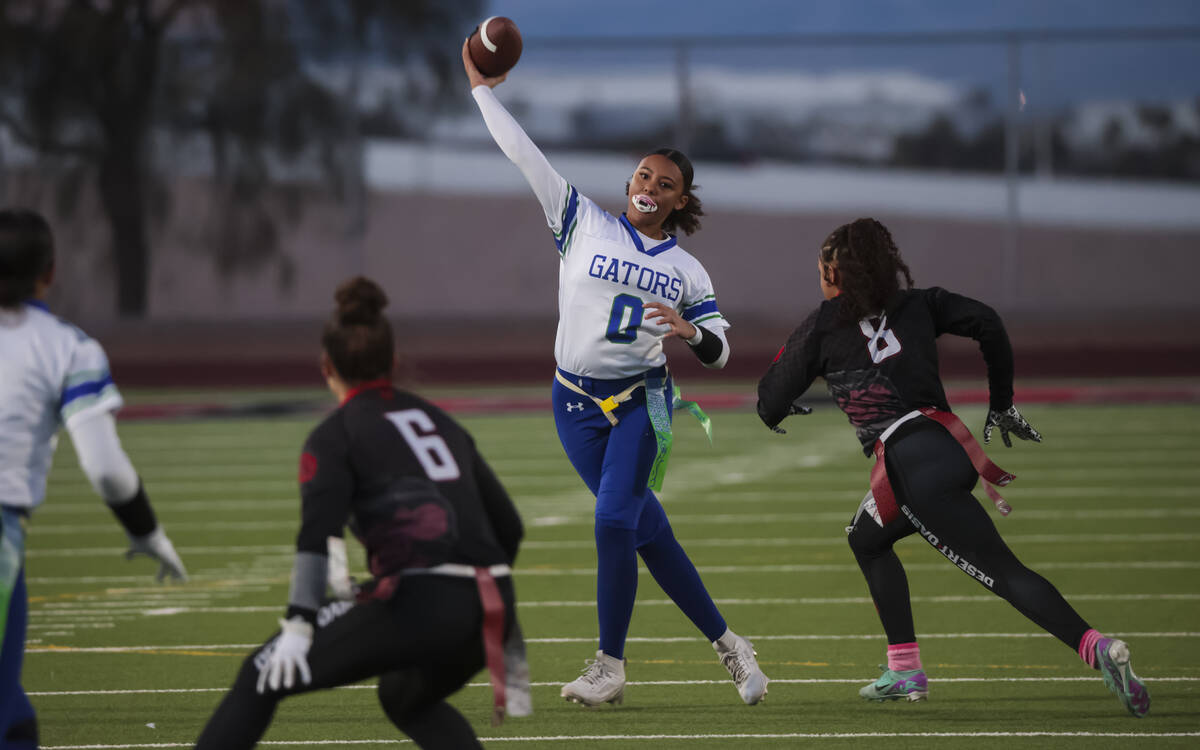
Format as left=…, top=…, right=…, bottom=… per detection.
left=468, top=16, right=522, bottom=77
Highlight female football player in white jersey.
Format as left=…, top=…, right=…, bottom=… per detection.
left=464, top=42, right=767, bottom=707
left=0, top=209, right=187, bottom=748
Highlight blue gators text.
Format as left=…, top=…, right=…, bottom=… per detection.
left=587, top=254, right=683, bottom=301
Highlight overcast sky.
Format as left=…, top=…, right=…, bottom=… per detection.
left=485, top=0, right=1200, bottom=37
left=476, top=1, right=1200, bottom=108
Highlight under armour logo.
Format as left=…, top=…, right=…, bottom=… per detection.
left=566, top=402, right=585, bottom=412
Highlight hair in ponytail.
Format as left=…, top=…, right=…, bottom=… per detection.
left=321, top=276, right=394, bottom=382
left=819, top=218, right=914, bottom=322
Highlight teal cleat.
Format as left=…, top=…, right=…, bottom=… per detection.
left=859, top=666, right=928, bottom=702
left=1097, top=638, right=1150, bottom=718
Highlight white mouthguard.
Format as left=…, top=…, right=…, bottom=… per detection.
left=632, top=194, right=658, bottom=214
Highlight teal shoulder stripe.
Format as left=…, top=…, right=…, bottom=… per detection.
left=560, top=217, right=580, bottom=258
left=60, top=384, right=119, bottom=420
left=64, top=369, right=109, bottom=388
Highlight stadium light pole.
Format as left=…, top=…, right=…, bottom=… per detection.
left=1033, top=42, right=1055, bottom=180
left=675, top=40, right=693, bottom=154
left=1003, top=34, right=1021, bottom=310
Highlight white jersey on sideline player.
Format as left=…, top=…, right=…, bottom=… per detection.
left=0, top=300, right=124, bottom=509
left=472, top=86, right=729, bottom=379
left=1, top=208, right=186, bottom=746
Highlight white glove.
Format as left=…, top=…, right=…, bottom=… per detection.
left=126, top=526, right=188, bottom=582
left=256, top=617, right=314, bottom=694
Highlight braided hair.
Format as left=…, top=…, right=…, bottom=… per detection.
left=819, top=218, right=914, bottom=322
left=321, top=276, right=394, bottom=382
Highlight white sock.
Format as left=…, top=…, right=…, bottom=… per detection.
left=714, top=628, right=738, bottom=651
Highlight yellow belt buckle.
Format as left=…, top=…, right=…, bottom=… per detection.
left=599, top=396, right=619, bottom=413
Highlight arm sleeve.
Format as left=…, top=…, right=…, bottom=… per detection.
left=679, top=262, right=731, bottom=369
left=473, top=451, right=524, bottom=564
left=287, top=423, right=354, bottom=624
left=757, top=308, right=823, bottom=429
left=65, top=410, right=140, bottom=503
left=926, top=287, right=1015, bottom=411
left=471, top=85, right=581, bottom=255
left=687, top=324, right=730, bottom=369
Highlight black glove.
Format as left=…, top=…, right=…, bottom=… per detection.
left=770, top=402, right=813, bottom=434
left=983, top=405, right=1042, bottom=448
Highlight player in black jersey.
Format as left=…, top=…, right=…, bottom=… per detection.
left=195, top=277, right=526, bottom=749
left=757, top=218, right=1149, bottom=717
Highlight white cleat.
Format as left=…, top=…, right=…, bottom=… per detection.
left=561, top=650, right=626, bottom=707
left=714, top=630, right=769, bottom=705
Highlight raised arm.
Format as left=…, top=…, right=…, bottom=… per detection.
left=464, top=40, right=571, bottom=234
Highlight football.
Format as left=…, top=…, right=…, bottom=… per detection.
left=468, top=16, right=522, bottom=78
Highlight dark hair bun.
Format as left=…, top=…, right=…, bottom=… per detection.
left=334, top=276, right=388, bottom=326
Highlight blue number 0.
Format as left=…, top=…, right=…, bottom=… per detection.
left=606, top=294, right=643, bottom=344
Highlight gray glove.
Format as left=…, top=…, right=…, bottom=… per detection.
left=983, top=405, right=1042, bottom=448
left=771, top=402, right=813, bottom=434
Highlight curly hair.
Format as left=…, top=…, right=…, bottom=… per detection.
left=819, top=218, right=914, bottom=322
left=626, top=147, right=705, bottom=236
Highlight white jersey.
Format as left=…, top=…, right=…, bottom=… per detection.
left=473, top=86, right=729, bottom=379
left=0, top=301, right=123, bottom=509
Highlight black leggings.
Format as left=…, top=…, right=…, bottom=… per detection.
left=846, top=419, right=1090, bottom=651
left=195, top=576, right=515, bottom=750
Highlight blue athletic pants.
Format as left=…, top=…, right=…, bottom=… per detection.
left=1, top=506, right=36, bottom=747
left=552, top=368, right=725, bottom=658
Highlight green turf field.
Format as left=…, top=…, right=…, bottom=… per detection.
left=22, top=399, right=1200, bottom=748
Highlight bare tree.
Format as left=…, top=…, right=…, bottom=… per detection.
left=0, top=0, right=482, bottom=316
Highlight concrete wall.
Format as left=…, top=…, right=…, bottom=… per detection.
left=9, top=165, right=1198, bottom=384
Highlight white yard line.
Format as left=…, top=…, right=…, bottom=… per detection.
left=28, top=592, right=1200, bottom=619
left=25, top=631, right=1200, bottom=653
left=22, top=558, right=1200, bottom=584
left=507, top=561, right=1200, bottom=576
left=24, top=505, right=1200, bottom=538
left=37, top=730, right=1200, bottom=748
left=522, top=532, right=1200, bottom=549
left=27, top=675, right=1200, bottom=697
left=23, top=531, right=1200, bottom=563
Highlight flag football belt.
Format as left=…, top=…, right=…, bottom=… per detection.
left=0, top=506, right=28, bottom=638
left=400, top=563, right=513, bottom=725
left=554, top=369, right=648, bottom=427
left=554, top=369, right=712, bottom=491
left=870, top=407, right=1016, bottom=525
